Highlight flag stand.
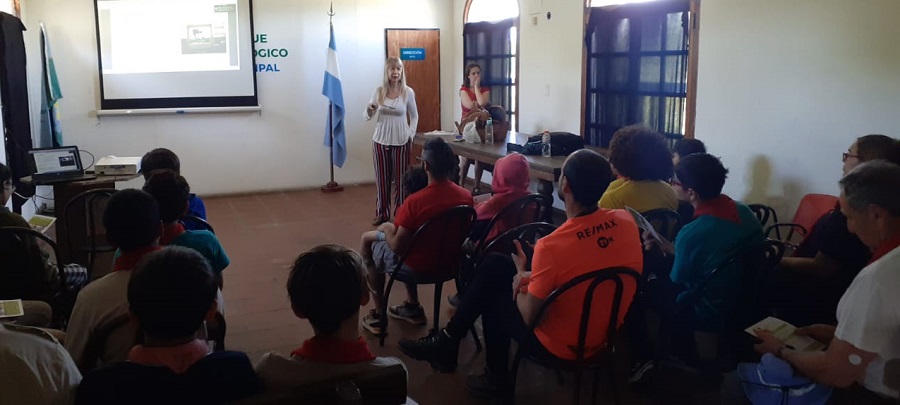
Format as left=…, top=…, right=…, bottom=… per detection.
left=321, top=3, right=343, bottom=193
left=322, top=99, right=343, bottom=193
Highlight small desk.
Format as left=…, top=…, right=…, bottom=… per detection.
left=21, top=174, right=140, bottom=268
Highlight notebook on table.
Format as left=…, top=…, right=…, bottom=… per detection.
left=27, top=146, right=97, bottom=184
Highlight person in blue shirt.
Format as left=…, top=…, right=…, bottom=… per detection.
left=75, top=247, right=259, bottom=405
left=140, top=148, right=207, bottom=226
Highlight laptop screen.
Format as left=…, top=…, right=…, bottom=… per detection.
left=29, top=147, right=83, bottom=175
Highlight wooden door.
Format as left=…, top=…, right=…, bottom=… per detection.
left=385, top=29, right=441, bottom=135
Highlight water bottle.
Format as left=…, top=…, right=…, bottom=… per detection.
left=485, top=118, right=494, bottom=144
left=541, top=130, right=552, bottom=157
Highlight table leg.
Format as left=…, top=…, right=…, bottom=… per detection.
left=473, top=162, right=485, bottom=194
left=459, top=158, right=472, bottom=188
left=537, top=180, right=555, bottom=223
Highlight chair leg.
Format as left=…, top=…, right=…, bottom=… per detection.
left=573, top=370, right=582, bottom=405
left=432, top=283, right=443, bottom=336
left=380, top=276, right=397, bottom=347
left=591, top=370, right=601, bottom=405
left=509, top=350, right=523, bottom=402
left=470, top=326, right=482, bottom=353
left=608, top=367, right=620, bottom=405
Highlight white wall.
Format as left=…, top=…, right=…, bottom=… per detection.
left=19, top=0, right=457, bottom=195
left=694, top=0, right=900, bottom=218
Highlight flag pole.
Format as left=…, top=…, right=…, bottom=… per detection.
left=322, top=1, right=343, bottom=193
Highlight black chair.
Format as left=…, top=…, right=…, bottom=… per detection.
left=0, top=226, right=73, bottom=327
left=378, top=206, right=476, bottom=347
left=470, top=193, right=552, bottom=252
left=509, top=267, right=641, bottom=405
left=673, top=239, right=786, bottom=367
left=641, top=209, right=681, bottom=242
left=748, top=204, right=779, bottom=230
left=63, top=188, right=117, bottom=278
left=180, top=214, right=215, bottom=234
left=232, top=364, right=408, bottom=405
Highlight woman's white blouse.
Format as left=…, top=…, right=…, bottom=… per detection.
left=364, top=86, right=419, bottom=146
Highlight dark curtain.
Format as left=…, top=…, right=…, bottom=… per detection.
left=463, top=18, right=516, bottom=124
left=584, top=0, right=690, bottom=147
left=0, top=12, right=32, bottom=212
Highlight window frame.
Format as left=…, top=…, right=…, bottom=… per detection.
left=463, top=0, right=520, bottom=131
left=581, top=0, right=700, bottom=147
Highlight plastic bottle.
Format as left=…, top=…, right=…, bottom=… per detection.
left=541, top=130, right=551, bottom=157
left=485, top=118, right=494, bottom=144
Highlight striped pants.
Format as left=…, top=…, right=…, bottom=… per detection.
left=373, top=141, right=411, bottom=220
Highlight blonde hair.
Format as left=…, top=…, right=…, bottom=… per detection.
left=379, top=56, right=407, bottom=104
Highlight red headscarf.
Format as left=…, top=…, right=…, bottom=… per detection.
left=476, top=153, right=531, bottom=222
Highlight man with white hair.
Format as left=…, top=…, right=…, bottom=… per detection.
left=723, top=160, right=900, bottom=403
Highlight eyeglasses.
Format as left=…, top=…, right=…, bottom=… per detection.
left=842, top=152, right=859, bottom=162
left=670, top=178, right=682, bottom=187
left=2, top=181, right=14, bottom=192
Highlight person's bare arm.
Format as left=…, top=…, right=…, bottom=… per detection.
left=755, top=330, right=876, bottom=388
left=460, top=89, right=477, bottom=110
left=780, top=252, right=841, bottom=278
left=382, top=223, right=412, bottom=255
left=473, top=88, right=490, bottom=107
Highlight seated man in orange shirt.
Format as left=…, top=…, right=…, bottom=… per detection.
left=399, top=149, right=644, bottom=400
left=359, top=138, right=474, bottom=334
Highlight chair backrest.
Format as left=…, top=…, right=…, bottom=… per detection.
left=180, top=214, right=215, bottom=234
left=396, top=206, right=476, bottom=278
left=791, top=194, right=838, bottom=235
left=233, top=364, right=408, bottom=405
left=747, top=204, right=779, bottom=230
left=479, top=222, right=557, bottom=265
left=529, top=267, right=641, bottom=363
left=0, top=227, right=64, bottom=301
left=63, top=188, right=117, bottom=259
left=640, top=209, right=681, bottom=242
left=680, top=239, right=786, bottom=330
left=79, top=312, right=141, bottom=372
left=473, top=193, right=552, bottom=253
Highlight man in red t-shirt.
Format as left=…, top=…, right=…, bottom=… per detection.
left=359, top=138, right=473, bottom=335
left=398, top=149, right=643, bottom=401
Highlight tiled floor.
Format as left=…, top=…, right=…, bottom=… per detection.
left=206, top=185, right=718, bottom=404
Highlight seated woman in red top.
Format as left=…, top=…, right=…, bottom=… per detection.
left=459, top=62, right=491, bottom=188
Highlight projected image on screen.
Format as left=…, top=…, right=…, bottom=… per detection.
left=94, top=0, right=257, bottom=109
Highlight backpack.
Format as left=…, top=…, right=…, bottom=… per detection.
left=507, top=132, right=585, bottom=156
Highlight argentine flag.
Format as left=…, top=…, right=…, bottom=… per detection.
left=323, top=23, right=347, bottom=168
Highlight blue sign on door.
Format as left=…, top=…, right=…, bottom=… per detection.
left=400, top=48, right=426, bottom=61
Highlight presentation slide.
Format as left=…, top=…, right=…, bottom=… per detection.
left=32, top=150, right=79, bottom=174
left=95, top=0, right=257, bottom=107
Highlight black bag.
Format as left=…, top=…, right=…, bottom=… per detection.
left=507, top=132, right=584, bottom=156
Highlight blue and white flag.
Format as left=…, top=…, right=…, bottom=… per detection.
left=322, top=22, right=347, bottom=168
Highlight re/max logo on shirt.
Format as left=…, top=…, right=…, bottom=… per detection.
left=575, top=220, right=618, bottom=240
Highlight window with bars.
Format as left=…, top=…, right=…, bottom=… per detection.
left=463, top=19, right=518, bottom=129
left=584, top=0, right=692, bottom=147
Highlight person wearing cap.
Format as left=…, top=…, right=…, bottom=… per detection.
left=722, top=161, right=900, bottom=403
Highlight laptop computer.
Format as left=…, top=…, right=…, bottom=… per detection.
left=28, top=146, right=97, bottom=184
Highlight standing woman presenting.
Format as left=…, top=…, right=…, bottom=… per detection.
left=365, top=56, right=419, bottom=226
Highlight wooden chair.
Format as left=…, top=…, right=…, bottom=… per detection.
left=63, top=188, right=117, bottom=278
left=378, top=206, right=476, bottom=347
left=0, top=226, right=73, bottom=327
left=509, top=267, right=642, bottom=404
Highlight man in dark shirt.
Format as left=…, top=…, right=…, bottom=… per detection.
left=773, top=135, right=899, bottom=325
left=75, top=247, right=260, bottom=405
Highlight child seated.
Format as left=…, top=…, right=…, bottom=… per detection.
left=402, top=165, right=428, bottom=196
left=254, top=244, right=405, bottom=390
left=75, top=247, right=260, bottom=404
left=140, top=148, right=207, bottom=227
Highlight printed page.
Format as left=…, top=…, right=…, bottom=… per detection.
left=746, top=316, right=826, bottom=352
left=0, top=299, right=24, bottom=318
left=626, top=206, right=663, bottom=244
